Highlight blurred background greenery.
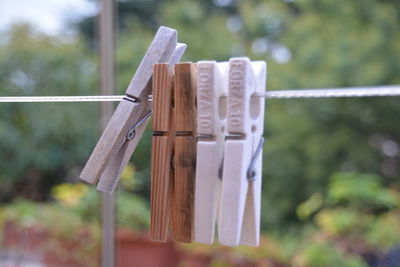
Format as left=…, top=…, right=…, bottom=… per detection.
left=0, top=0, right=399, bottom=266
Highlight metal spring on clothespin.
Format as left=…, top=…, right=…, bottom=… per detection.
left=216, top=137, right=265, bottom=181
left=247, top=137, right=265, bottom=182
left=126, top=111, right=153, bottom=141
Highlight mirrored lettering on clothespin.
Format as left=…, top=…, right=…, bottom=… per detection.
left=150, top=62, right=197, bottom=243
left=80, top=26, right=187, bottom=194
left=194, top=61, right=228, bottom=244
left=219, top=57, right=267, bottom=247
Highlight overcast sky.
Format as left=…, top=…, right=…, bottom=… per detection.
left=0, top=0, right=98, bottom=35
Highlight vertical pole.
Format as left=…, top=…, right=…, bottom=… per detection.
left=99, top=0, right=115, bottom=266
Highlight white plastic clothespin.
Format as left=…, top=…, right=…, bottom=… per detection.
left=80, top=26, right=187, bottom=193
left=194, top=61, right=228, bottom=244
left=219, top=57, right=266, bottom=246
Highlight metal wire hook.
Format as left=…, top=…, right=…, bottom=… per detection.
left=247, top=137, right=265, bottom=182
left=126, top=111, right=152, bottom=141
left=218, top=156, right=224, bottom=181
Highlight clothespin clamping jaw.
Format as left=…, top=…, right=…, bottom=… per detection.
left=194, top=61, right=228, bottom=244
left=219, top=57, right=266, bottom=246
left=80, top=26, right=187, bottom=194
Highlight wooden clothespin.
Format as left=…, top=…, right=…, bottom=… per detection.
left=150, top=63, right=174, bottom=242
left=219, top=57, right=266, bottom=246
left=80, top=26, right=187, bottom=194
left=194, top=61, right=228, bottom=244
left=150, top=62, right=197, bottom=243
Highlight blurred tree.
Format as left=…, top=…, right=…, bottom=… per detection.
left=95, top=0, right=400, bottom=228
left=1, top=0, right=399, bottom=232
left=292, top=172, right=400, bottom=266
left=0, top=25, right=98, bottom=201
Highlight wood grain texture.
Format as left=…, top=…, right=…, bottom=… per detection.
left=172, top=62, right=197, bottom=243
left=97, top=44, right=187, bottom=194
left=80, top=26, right=177, bottom=185
left=172, top=136, right=196, bottom=242
left=174, top=63, right=197, bottom=132
left=80, top=99, right=144, bottom=184
left=153, top=64, right=174, bottom=131
left=125, top=26, right=177, bottom=96
left=97, top=105, right=150, bottom=193
left=150, top=136, right=174, bottom=241
left=150, top=64, right=175, bottom=242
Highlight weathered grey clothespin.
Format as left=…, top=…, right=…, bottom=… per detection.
left=80, top=26, right=187, bottom=194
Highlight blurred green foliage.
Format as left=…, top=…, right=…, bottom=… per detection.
left=0, top=180, right=149, bottom=266
left=327, top=172, right=400, bottom=209
left=180, top=172, right=400, bottom=266
left=0, top=0, right=400, bottom=265
left=0, top=180, right=149, bottom=240
left=0, top=199, right=100, bottom=265
left=0, top=25, right=98, bottom=201
left=293, top=172, right=400, bottom=265
left=108, top=0, right=400, bottom=229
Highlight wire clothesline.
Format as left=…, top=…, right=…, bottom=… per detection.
left=0, top=85, right=399, bottom=103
